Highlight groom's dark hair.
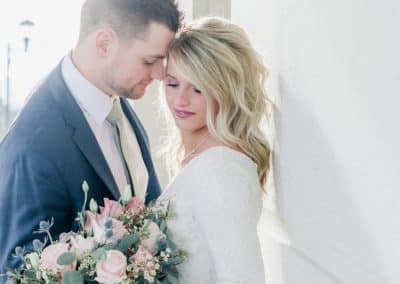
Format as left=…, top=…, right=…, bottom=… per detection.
left=78, top=0, right=183, bottom=41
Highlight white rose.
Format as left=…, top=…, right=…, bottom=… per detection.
left=70, top=235, right=96, bottom=259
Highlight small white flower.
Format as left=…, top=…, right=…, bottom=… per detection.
left=26, top=252, right=40, bottom=269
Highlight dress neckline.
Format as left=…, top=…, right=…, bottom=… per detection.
left=184, top=145, right=256, bottom=170
left=164, top=146, right=257, bottom=191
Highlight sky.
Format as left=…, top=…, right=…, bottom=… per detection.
left=0, top=0, right=85, bottom=110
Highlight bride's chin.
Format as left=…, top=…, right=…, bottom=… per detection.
left=177, top=124, right=209, bottom=135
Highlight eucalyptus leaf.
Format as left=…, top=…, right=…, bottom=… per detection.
left=166, top=256, right=183, bottom=266
left=160, top=220, right=167, bottom=232
left=157, top=239, right=168, bottom=251
left=23, top=269, right=36, bottom=280
left=116, top=233, right=139, bottom=253
left=57, top=252, right=76, bottom=266
left=103, top=243, right=115, bottom=250
left=91, top=248, right=107, bottom=262
left=61, top=271, right=83, bottom=284
left=165, top=228, right=174, bottom=240
left=166, top=274, right=179, bottom=284
left=169, top=267, right=179, bottom=278
left=166, top=238, right=177, bottom=250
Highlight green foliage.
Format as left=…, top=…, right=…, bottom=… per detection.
left=10, top=185, right=185, bottom=284
left=91, top=247, right=107, bottom=262
left=57, top=252, right=76, bottom=266
left=166, top=274, right=179, bottom=284
left=116, top=233, right=139, bottom=254
left=61, top=271, right=84, bottom=284
left=121, top=186, right=132, bottom=206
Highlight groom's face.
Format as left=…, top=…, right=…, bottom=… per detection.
left=104, top=22, right=175, bottom=100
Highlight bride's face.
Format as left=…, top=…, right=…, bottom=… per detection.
left=164, top=58, right=212, bottom=133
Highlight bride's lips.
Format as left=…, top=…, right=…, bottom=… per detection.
left=174, top=108, right=195, bottom=119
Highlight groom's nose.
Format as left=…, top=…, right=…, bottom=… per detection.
left=150, top=60, right=164, bottom=80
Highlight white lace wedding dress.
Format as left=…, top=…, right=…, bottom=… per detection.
left=159, top=146, right=265, bottom=284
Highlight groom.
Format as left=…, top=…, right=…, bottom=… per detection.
left=0, top=0, right=182, bottom=272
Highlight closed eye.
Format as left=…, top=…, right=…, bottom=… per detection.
left=167, top=83, right=179, bottom=88
left=193, top=88, right=202, bottom=94
left=144, top=61, right=156, bottom=66
left=143, top=58, right=158, bottom=66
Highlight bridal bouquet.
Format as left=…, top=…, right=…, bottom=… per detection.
left=7, top=182, right=185, bottom=284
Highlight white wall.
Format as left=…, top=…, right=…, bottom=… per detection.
left=276, top=0, right=400, bottom=283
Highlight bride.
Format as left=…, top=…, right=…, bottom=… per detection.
left=158, top=17, right=272, bottom=283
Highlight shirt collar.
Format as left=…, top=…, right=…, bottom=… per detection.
left=61, top=53, right=117, bottom=125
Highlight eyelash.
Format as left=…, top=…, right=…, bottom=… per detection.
left=193, top=88, right=202, bottom=94
left=166, top=83, right=202, bottom=94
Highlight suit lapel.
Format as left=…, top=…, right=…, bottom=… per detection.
left=72, top=125, right=120, bottom=200
left=50, top=62, right=120, bottom=199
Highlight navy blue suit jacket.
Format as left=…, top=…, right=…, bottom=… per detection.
left=0, top=61, right=161, bottom=272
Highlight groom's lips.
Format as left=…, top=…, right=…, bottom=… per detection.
left=174, top=108, right=195, bottom=119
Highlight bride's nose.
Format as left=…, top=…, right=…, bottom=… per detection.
left=174, top=88, right=191, bottom=107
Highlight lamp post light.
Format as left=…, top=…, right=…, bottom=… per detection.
left=4, top=19, right=35, bottom=128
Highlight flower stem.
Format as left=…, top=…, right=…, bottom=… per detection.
left=47, top=231, right=53, bottom=244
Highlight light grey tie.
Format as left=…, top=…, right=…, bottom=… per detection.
left=106, top=99, right=136, bottom=194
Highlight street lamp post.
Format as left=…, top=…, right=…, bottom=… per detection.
left=4, top=19, right=35, bottom=128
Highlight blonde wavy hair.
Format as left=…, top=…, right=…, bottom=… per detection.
left=160, top=17, right=273, bottom=190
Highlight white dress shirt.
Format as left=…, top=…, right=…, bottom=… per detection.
left=61, top=54, right=148, bottom=196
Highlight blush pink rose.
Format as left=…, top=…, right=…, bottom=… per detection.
left=41, top=242, right=76, bottom=273
left=100, top=198, right=124, bottom=219
left=126, top=197, right=145, bottom=216
left=95, top=250, right=127, bottom=284
left=84, top=211, right=104, bottom=232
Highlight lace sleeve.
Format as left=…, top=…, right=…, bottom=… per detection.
left=191, top=158, right=265, bottom=284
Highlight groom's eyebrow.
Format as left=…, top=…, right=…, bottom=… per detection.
left=165, top=74, right=177, bottom=80
left=147, top=55, right=166, bottom=59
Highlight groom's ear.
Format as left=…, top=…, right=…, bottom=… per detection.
left=94, top=28, right=117, bottom=58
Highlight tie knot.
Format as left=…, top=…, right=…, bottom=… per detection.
left=107, top=98, right=124, bottom=125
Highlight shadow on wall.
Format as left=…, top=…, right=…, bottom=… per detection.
left=275, top=78, right=390, bottom=284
